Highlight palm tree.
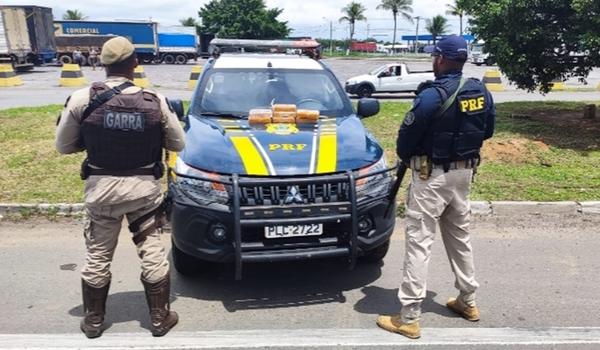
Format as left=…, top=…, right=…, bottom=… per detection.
left=426, top=15, right=449, bottom=45
left=377, top=0, right=413, bottom=54
left=339, top=1, right=367, bottom=55
left=62, top=10, right=87, bottom=20
left=446, top=0, right=468, bottom=36
left=180, top=17, right=197, bottom=27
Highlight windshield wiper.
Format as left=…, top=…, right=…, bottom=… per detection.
left=200, top=111, right=246, bottom=119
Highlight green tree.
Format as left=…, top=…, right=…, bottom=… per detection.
left=198, top=0, right=289, bottom=39
left=62, top=9, right=87, bottom=20
left=377, top=0, right=413, bottom=53
left=339, top=1, right=367, bottom=54
left=425, top=15, right=449, bottom=44
left=463, top=0, right=600, bottom=92
left=180, top=17, right=197, bottom=27
left=445, top=0, right=468, bottom=36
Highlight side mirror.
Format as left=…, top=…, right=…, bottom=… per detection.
left=168, top=99, right=185, bottom=121
left=377, top=72, right=386, bottom=78
left=357, top=98, right=380, bottom=118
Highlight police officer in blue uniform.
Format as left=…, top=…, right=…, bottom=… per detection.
left=377, top=35, right=496, bottom=339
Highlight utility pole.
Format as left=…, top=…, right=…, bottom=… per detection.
left=329, top=21, right=333, bottom=55
left=414, top=16, right=421, bottom=54
left=367, top=23, right=370, bottom=39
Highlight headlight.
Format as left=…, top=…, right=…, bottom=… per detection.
left=174, top=158, right=231, bottom=207
left=355, top=156, right=392, bottom=201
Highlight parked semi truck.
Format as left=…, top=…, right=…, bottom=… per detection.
left=54, top=20, right=159, bottom=63
left=0, top=5, right=56, bottom=70
left=55, top=34, right=116, bottom=65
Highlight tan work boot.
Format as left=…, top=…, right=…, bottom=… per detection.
left=80, top=279, right=110, bottom=338
left=376, top=314, right=421, bottom=339
left=446, top=297, right=480, bottom=321
left=142, top=274, right=179, bottom=337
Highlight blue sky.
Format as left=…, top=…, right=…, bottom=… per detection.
left=3, top=0, right=465, bottom=42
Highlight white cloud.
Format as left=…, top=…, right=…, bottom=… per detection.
left=2, top=0, right=464, bottom=41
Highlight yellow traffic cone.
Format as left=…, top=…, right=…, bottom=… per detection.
left=0, top=64, right=23, bottom=87
left=188, top=65, right=202, bottom=90
left=133, top=66, right=150, bottom=88
left=59, top=64, right=86, bottom=87
left=482, top=70, right=504, bottom=92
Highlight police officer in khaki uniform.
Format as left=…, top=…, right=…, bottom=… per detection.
left=56, top=36, right=185, bottom=338
left=377, top=35, right=496, bottom=339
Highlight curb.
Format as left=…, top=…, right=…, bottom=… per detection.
left=0, top=203, right=85, bottom=219
left=470, top=201, right=600, bottom=216
left=1, top=202, right=599, bottom=220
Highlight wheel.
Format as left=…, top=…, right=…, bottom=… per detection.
left=59, top=55, right=72, bottom=65
left=163, top=54, right=176, bottom=64
left=360, top=239, right=390, bottom=263
left=357, top=84, right=374, bottom=98
left=171, top=238, right=199, bottom=276
left=175, top=54, right=187, bottom=64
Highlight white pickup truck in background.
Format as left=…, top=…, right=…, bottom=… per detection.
left=345, top=63, right=435, bottom=98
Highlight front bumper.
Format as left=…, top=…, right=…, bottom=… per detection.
left=345, top=82, right=360, bottom=95
left=170, top=169, right=397, bottom=279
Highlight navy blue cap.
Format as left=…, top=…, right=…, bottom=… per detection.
left=432, top=35, right=468, bottom=61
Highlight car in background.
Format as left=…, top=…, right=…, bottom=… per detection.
left=345, top=63, right=435, bottom=98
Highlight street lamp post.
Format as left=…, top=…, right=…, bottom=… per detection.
left=414, top=16, right=422, bottom=54
left=323, top=17, right=334, bottom=56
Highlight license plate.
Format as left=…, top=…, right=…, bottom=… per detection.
left=264, top=224, right=323, bottom=239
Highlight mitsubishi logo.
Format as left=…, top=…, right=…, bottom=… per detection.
left=284, top=186, right=304, bottom=204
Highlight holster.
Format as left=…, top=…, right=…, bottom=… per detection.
left=80, top=159, right=91, bottom=180
left=419, top=156, right=431, bottom=181
left=129, top=196, right=171, bottom=245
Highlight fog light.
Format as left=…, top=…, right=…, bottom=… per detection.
left=358, top=215, right=374, bottom=234
left=210, top=225, right=228, bottom=242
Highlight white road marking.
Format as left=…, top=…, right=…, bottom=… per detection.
left=1, top=327, right=600, bottom=349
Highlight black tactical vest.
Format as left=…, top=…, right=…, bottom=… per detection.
left=423, top=78, right=490, bottom=165
left=80, top=82, right=163, bottom=170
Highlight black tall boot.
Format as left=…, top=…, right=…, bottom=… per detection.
left=141, top=274, right=178, bottom=336
left=80, top=279, right=110, bottom=338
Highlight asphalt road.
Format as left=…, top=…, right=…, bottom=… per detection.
left=1, top=58, right=599, bottom=110
left=0, top=214, right=599, bottom=349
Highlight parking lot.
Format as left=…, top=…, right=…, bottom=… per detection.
left=2, top=58, right=599, bottom=110
left=1, top=214, right=599, bottom=349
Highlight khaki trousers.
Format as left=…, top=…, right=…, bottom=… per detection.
left=399, top=168, right=479, bottom=323
left=81, top=176, right=170, bottom=287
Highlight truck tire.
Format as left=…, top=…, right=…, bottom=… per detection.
left=175, top=54, right=187, bottom=64
left=163, top=54, right=176, bottom=64
left=360, top=239, right=390, bottom=263
left=357, top=84, right=374, bottom=98
left=59, top=55, right=73, bottom=65
left=171, top=238, right=199, bottom=276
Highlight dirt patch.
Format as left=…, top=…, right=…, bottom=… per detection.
left=518, top=109, right=600, bottom=132
left=482, top=138, right=550, bottom=164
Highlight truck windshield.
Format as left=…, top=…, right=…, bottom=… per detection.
left=471, top=45, right=484, bottom=53
left=191, top=68, right=354, bottom=118
left=369, top=65, right=387, bottom=75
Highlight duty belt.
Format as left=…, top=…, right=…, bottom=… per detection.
left=80, top=159, right=164, bottom=180
left=409, top=157, right=478, bottom=171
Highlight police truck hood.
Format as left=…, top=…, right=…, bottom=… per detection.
left=179, top=114, right=384, bottom=176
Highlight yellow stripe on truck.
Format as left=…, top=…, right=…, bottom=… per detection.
left=316, top=133, right=337, bottom=174
left=230, top=136, right=269, bottom=175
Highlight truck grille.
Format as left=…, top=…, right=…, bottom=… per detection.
left=239, top=181, right=350, bottom=206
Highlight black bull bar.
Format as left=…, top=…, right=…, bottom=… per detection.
left=169, top=162, right=405, bottom=280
